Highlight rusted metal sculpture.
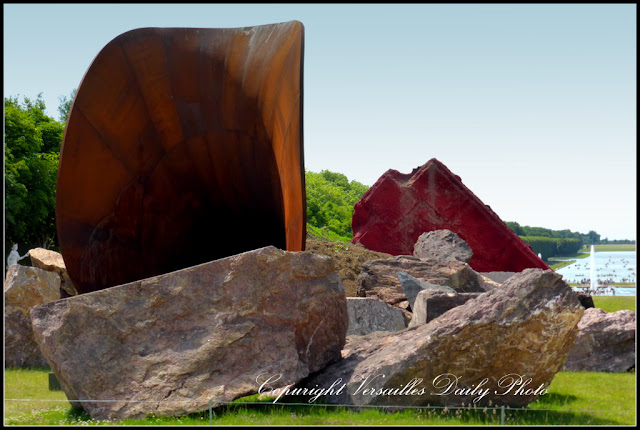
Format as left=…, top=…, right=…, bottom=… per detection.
left=56, top=21, right=305, bottom=294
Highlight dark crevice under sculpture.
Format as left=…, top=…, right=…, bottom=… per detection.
left=56, top=21, right=306, bottom=294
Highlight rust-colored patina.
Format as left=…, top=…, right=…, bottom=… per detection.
left=57, top=22, right=305, bottom=294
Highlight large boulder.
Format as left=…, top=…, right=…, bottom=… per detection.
left=351, top=158, right=549, bottom=272
left=28, top=247, right=77, bottom=297
left=563, top=308, right=635, bottom=372
left=296, top=269, right=582, bottom=408
left=356, top=256, right=490, bottom=322
left=5, top=265, right=61, bottom=367
left=30, top=246, right=348, bottom=421
left=413, top=229, right=473, bottom=263
left=346, top=297, right=406, bottom=336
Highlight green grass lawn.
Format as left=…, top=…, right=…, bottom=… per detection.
left=4, top=367, right=636, bottom=425
left=593, top=296, right=636, bottom=312
left=547, top=251, right=590, bottom=270
left=548, top=259, right=576, bottom=270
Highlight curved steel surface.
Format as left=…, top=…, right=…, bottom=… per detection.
left=57, top=21, right=305, bottom=294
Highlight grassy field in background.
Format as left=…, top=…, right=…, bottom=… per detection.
left=4, top=368, right=635, bottom=425
left=593, top=296, right=636, bottom=312
left=549, top=260, right=575, bottom=270
left=584, top=244, right=636, bottom=252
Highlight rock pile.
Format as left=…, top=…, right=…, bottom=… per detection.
left=22, top=222, right=629, bottom=421
left=356, top=255, right=488, bottom=323
left=297, top=269, right=583, bottom=407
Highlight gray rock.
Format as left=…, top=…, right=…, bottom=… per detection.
left=397, top=271, right=456, bottom=310
left=408, top=290, right=481, bottom=328
left=564, top=308, right=635, bottom=372
left=5, top=265, right=61, bottom=367
left=298, top=269, right=583, bottom=408
left=477, top=273, right=501, bottom=291
left=479, top=271, right=517, bottom=284
left=347, top=297, right=406, bottom=336
left=30, top=246, right=348, bottom=421
left=413, top=229, right=473, bottom=263
left=28, top=247, right=77, bottom=297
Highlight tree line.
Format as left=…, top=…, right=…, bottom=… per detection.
left=4, top=91, right=633, bottom=258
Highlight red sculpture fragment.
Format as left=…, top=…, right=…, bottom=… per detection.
left=351, top=158, right=549, bottom=272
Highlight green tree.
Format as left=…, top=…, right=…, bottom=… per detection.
left=305, top=169, right=369, bottom=240
left=57, top=88, right=77, bottom=123
left=505, top=221, right=525, bottom=236
left=582, top=230, right=601, bottom=245
left=5, top=95, right=64, bottom=254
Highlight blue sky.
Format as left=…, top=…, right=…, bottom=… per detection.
left=3, top=4, right=636, bottom=240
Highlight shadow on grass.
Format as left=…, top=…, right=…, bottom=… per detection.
left=504, top=409, right=626, bottom=426
left=65, top=405, right=91, bottom=421
left=212, top=399, right=626, bottom=426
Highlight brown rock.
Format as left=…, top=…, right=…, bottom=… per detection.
left=298, top=269, right=582, bottom=408
left=5, top=265, right=60, bottom=367
left=413, top=229, right=473, bottom=263
left=563, top=308, right=635, bottom=372
left=28, top=247, right=77, bottom=297
left=30, top=246, right=348, bottom=420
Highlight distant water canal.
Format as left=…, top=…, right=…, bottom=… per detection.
left=555, top=251, right=636, bottom=296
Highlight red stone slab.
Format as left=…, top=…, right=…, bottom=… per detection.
left=351, top=158, right=549, bottom=272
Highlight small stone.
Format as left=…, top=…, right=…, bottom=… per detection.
left=408, top=290, right=481, bottom=328
left=346, top=297, right=406, bottom=336
left=28, top=248, right=77, bottom=297
left=413, top=229, right=473, bottom=263
left=397, top=271, right=456, bottom=311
